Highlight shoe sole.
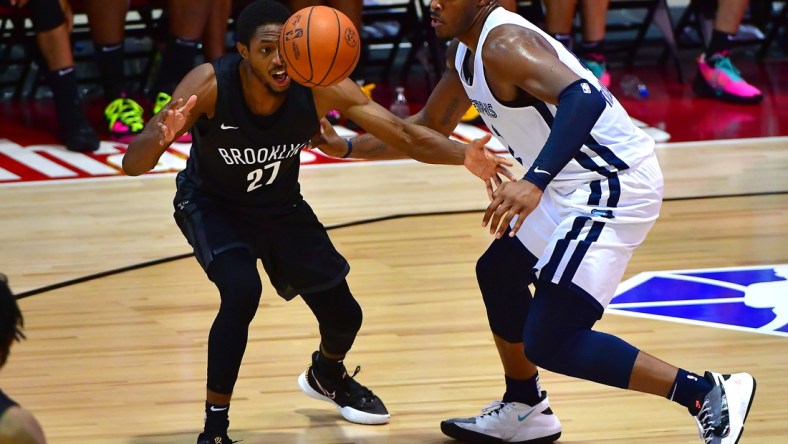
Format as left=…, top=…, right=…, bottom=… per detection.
left=297, top=371, right=390, bottom=425
left=440, top=420, right=561, bottom=444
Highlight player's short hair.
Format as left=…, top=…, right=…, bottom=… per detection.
left=0, top=273, right=25, bottom=368
left=236, top=0, right=292, bottom=47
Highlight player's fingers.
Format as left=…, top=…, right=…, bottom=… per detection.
left=497, top=209, right=519, bottom=239
left=492, top=173, right=503, bottom=188
left=319, top=117, right=338, bottom=136
left=485, top=178, right=494, bottom=201
left=509, top=211, right=526, bottom=237
left=497, top=166, right=517, bottom=182
left=474, top=133, right=492, bottom=147
left=489, top=204, right=509, bottom=236
left=178, top=95, right=198, bottom=114
left=482, top=197, right=502, bottom=227
left=159, top=124, right=169, bottom=145
left=487, top=148, right=513, bottom=167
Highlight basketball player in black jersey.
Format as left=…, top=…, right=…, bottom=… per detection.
left=123, top=1, right=511, bottom=442
left=0, top=274, right=47, bottom=444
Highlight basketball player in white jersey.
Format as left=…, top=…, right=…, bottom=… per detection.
left=313, top=1, right=756, bottom=443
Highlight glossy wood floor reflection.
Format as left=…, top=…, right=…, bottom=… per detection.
left=1, top=138, right=787, bottom=443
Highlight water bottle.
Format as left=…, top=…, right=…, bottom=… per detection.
left=389, top=86, right=410, bottom=118
left=619, top=75, right=649, bottom=100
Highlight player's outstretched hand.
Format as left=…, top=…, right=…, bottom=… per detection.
left=158, top=95, right=197, bottom=146
left=464, top=134, right=516, bottom=200
left=311, top=117, right=349, bottom=158
left=482, top=180, right=543, bottom=239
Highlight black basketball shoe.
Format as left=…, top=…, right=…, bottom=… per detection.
left=297, top=351, right=390, bottom=424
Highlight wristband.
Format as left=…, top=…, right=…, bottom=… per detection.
left=342, top=138, right=353, bottom=158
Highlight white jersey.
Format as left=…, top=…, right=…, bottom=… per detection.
left=455, top=7, right=654, bottom=185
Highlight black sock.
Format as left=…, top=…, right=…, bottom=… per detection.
left=46, top=67, right=81, bottom=126
left=552, top=33, right=572, bottom=51
left=502, top=373, right=542, bottom=406
left=707, top=29, right=735, bottom=56
left=315, top=351, right=346, bottom=378
left=669, top=369, right=714, bottom=416
left=94, top=42, right=126, bottom=100
left=578, top=40, right=605, bottom=61
left=204, top=401, right=230, bottom=433
left=153, top=35, right=200, bottom=96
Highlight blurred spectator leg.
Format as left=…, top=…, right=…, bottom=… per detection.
left=32, top=0, right=99, bottom=151
left=151, top=0, right=212, bottom=113
left=203, top=0, right=233, bottom=62
left=545, top=0, right=577, bottom=50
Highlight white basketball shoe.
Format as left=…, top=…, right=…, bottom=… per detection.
left=440, top=392, right=562, bottom=443
left=693, top=371, right=756, bottom=444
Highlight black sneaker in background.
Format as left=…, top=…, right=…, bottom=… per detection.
left=60, top=109, right=100, bottom=153
left=297, top=350, right=390, bottom=425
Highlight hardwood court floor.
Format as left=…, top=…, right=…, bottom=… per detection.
left=1, top=137, right=786, bottom=443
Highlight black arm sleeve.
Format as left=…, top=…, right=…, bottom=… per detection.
left=523, top=79, right=606, bottom=190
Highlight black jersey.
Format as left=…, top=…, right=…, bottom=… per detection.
left=0, top=389, right=17, bottom=419
left=176, top=53, right=320, bottom=208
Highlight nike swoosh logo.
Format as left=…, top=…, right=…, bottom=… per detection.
left=518, top=411, right=533, bottom=421
left=101, top=44, right=123, bottom=52
left=533, top=166, right=551, bottom=176
left=220, top=123, right=239, bottom=130
left=209, top=406, right=228, bottom=412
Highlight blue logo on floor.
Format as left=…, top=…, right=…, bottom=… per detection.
left=610, top=265, right=788, bottom=337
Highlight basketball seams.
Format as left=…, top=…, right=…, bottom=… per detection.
left=280, top=11, right=309, bottom=85
left=325, top=28, right=360, bottom=87
left=281, top=5, right=359, bottom=87
left=304, top=6, right=316, bottom=86
left=315, top=8, right=342, bottom=87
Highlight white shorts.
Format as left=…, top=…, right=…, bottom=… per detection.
left=514, top=153, right=664, bottom=309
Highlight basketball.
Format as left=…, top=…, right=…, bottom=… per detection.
left=279, top=6, right=361, bottom=87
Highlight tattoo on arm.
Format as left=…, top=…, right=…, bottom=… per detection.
left=440, top=98, right=461, bottom=129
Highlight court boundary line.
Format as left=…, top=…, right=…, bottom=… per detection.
left=15, top=191, right=787, bottom=300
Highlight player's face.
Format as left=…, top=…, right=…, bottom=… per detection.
left=429, top=0, right=480, bottom=39
left=245, top=24, right=290, bottom=94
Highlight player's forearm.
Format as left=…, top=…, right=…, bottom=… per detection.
left=351, top=114, right=464, bottom=165
left=123, top=122, right=169, bottom=176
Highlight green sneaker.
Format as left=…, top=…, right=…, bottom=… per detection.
left=152, top=91, right=172, bottom=115
left=104, top=97, right=144, bottom=143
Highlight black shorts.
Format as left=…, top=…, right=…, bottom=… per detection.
left=173, top=193, right=349, bottom=300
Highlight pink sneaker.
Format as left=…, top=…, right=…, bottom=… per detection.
left=693, top=52, right=762, bottom=104
left=581, top=53, right=611, bottom=89
left=104, top=97, right=144, bottom=143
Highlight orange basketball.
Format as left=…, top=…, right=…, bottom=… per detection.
left=279, top=6, right=361, bottom=87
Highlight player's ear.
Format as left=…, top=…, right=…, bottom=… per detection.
left=236, top=41, right=248, bottom=59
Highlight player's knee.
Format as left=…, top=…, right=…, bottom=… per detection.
left=217, top=277, right=262, bottom=322
left=303, top=281, right=363, bottom=354
left=522, top=315, right=566, bottom=370
left=209, top=249, right=262, bottom=323
left=477, top=249, right=532, bottom=343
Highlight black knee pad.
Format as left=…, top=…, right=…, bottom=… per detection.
left=301, top=280, right=362, bottom=355
left=476, top=236, right=538, bottom=343
left=522, top=281, right=601, bottom=368
left=208, top=249, right=262, bottom=324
